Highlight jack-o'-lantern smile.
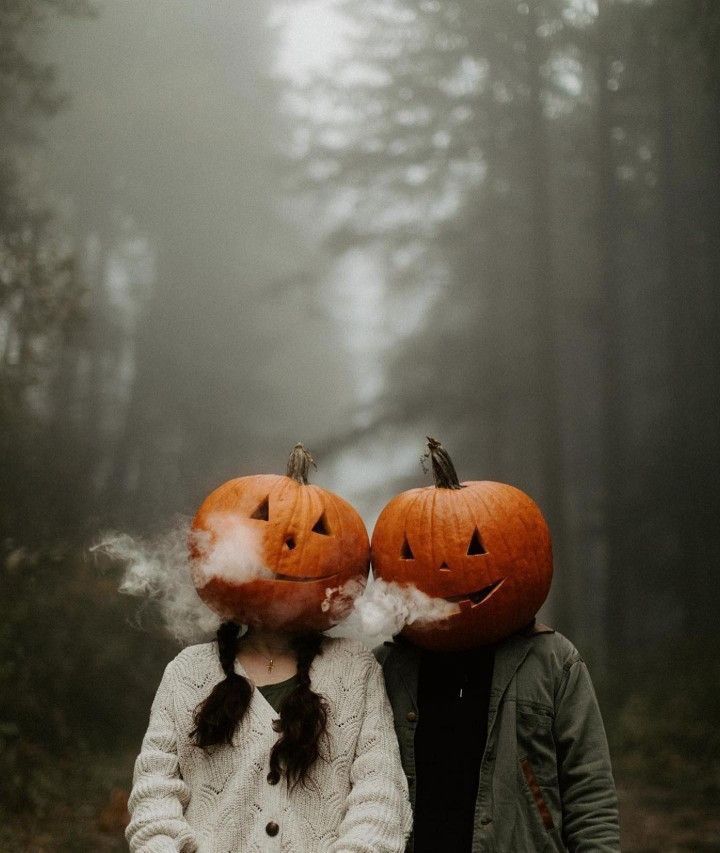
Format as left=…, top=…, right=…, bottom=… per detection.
left=271, top=572, right=339, bottom=584
left=444, top=577, right=505, bottom=608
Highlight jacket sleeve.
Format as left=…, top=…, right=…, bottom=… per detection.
left=553, top=657, right=620, bottom=853
left=331, top=655, right=413, bottom=853
left=125, top=658, right=198, bottom=853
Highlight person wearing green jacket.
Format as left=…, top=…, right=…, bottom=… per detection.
left=371, top=438, right=620, bottom=852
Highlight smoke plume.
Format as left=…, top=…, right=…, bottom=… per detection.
left=327, top=576, right=460, bottom=648
left=92, top=514, right=270, bottom=644
left=94, top=520, right=458, bottom=648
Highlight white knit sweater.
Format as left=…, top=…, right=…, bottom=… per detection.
left=126, top=638, right=412, bottom=853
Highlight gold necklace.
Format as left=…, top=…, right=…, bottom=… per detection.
left=242, top=643, right=290, bottom=674
left=247, top=648, right=275, bottom=673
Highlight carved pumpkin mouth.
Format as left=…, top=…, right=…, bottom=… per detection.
left=271, top=572, right=339, bottom=584
left=445, top=577, right=505, bottom=608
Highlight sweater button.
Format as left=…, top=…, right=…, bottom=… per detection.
left=480, top=816, right=492, bottom=825
left=406, top=710, right=417, bottom=722
left=266, top=821, right=279, bottom=837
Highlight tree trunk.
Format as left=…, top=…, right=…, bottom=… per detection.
left=526, top=1, right=572, bottom=634
left=595, top=0, right=627, bottom=650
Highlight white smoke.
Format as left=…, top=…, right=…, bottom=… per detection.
left=93, top=519, right=458, bottom=650
left=327, top=576, right=460, bottom=648
left=190, top=513, right=272, bottom=587
left=91, top=514, right=270, bottom=644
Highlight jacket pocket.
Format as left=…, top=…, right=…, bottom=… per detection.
left=516, top=706, right=558, bottom=785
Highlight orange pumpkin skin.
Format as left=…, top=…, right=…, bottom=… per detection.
left=371, top=443, right=552, bottom=651
left=191, top=450, right=370, bottom=632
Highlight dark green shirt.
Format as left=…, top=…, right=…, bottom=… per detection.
left=257, top=673, right=299, bottom=712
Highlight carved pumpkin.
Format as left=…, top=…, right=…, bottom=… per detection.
left=371, top=438, right=552, bottom=650
left=190, top=444, right=370, bottom=632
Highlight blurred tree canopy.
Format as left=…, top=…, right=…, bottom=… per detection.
left=0, top=1, right=335, bottom=846
left=286, top=0, right=720, bottom=654
left=0, top=0, right=92, bottom=543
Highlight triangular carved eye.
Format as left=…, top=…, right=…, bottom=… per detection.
left=311, top=512, right=331, bottom=536
left=400, top=535, right=414, bottom=560
left=467, top=527, right=486, bottom=556
left=250, top=497, right=269, bottom=521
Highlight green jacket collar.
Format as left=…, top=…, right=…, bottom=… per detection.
left=382, top=620, right=554, bottom=717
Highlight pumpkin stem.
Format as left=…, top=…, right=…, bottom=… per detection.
left=286, top=443, right=316, bottom=484
left=425, top=437, right=463, bottom=489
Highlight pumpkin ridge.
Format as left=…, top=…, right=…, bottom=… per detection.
left=267, top=477, right=283, bottom=570
left=461, top=484, right=496, bottom=562
left=308, top=485, right=330, bottom=569
left=294, top=483, right=310, bottom=574
left=429, top=488, right=438, bottom=574
left=501, top=486, right=535, bottom=558
left=435, top=487, right=455, bottom=573
left=275, top=476, right=300, bottom=570
left=250, top=480, right=272, bottom=563
left=481, top=483, right=516, bottom=568
left=402, top=489, right=426, bottom=549
left=458, top=485, right=486, bottom=565
left=510, top=487, right=548, bottom=578
left=327, top=491, right=346, bottom=570
left=296, top=481, right=316, bottom=572
left=326, top=491, right=340, bottom=548
left=495, top=483, right=536, bottom=568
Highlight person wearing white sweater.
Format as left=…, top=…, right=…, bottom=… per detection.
left=126, top=622, right=412, bottom=853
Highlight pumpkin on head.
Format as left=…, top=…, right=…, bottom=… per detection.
left=371, top=438, right=553, bottom=651
left=190, top=444, right=370, bottom=632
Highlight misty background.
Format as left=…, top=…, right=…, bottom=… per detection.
left=1, top=0, right=718, bottom=849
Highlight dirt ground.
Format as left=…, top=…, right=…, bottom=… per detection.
left=3, top=776, right=719, bottom=852
left=618, top=780, right=720, bottom=852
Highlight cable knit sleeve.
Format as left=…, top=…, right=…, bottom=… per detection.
left=126, top=656, right=198, bottom=853
left=331, top=653, right=412, bottom=853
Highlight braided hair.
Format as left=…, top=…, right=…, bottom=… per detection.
left=190, top=622, right=327, bottom=789
left=267, top=632, right=327, bottom=789
left=190, top=621, right=252, bottom=747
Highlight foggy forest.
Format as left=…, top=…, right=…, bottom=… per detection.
left=1, top=0, right=718, bottom=849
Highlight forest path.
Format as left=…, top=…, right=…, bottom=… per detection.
left=618, top=780, right=720, bottom=852
left=4, top=761, right=720, bottom=851
left=82, top=780, right=720, bottom=852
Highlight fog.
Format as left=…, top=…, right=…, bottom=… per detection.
left=2, top=0, right=719, bottom=848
